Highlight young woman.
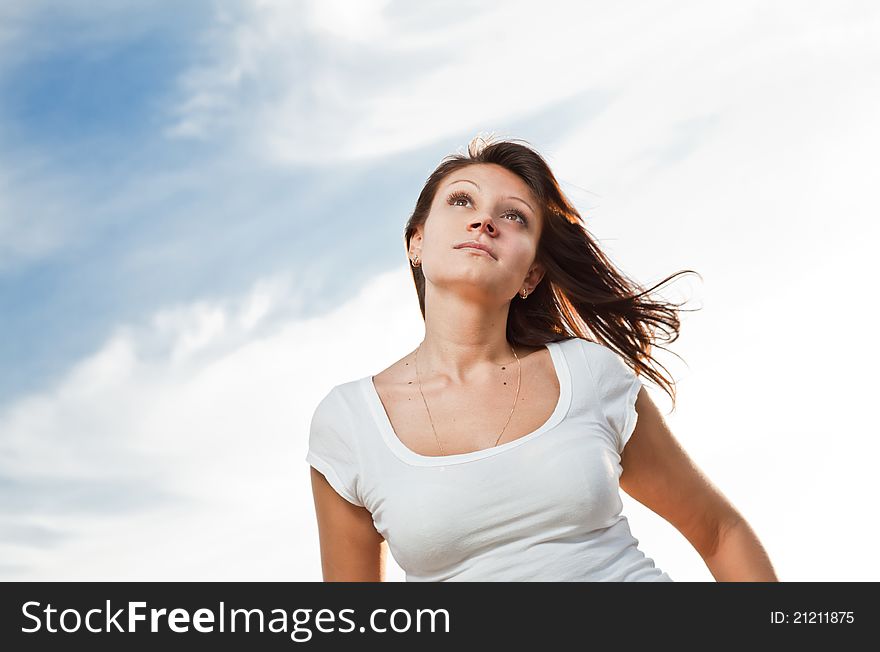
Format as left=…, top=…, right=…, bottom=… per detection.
left=306, top=134, right=778, bottom=582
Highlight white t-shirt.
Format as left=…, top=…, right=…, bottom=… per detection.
left=305, top=336, right=673, bottom=582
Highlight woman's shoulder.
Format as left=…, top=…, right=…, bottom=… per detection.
left=315, top=373, right=371, bottom=418
left=562, top=336, right=616, bottom=357
left=555, top=337, right=635, bottom=386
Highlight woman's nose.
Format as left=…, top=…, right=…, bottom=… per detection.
left=470, top=217, right=495, bottom=233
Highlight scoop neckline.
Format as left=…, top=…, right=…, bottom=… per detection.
left=362, top=339, right=573, bottom=467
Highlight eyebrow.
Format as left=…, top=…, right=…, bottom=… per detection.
left=446, top=178, right=536, bottom=215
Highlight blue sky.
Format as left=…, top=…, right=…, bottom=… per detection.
left=1, top=1, right=878, bottom=580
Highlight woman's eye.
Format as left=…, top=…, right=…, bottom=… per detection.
left=447, top=191, right=472, bottom=208
left=447, top=191, right=527, bottom=225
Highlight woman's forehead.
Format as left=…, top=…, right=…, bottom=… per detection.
left=443, top=164, right=533, bottom=195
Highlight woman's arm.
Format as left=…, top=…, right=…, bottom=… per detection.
left=619, top=388, right=779, bottom=581
left=702, top=516, right=778, bottom=581
left=309, top=466, right=386, bottom=581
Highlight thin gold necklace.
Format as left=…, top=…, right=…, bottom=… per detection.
left=414, top=342, right=521, bottom=456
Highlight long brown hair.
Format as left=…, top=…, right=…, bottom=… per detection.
left=403, top=133, right=700, bottom=409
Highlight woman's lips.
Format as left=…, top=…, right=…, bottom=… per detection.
left=458, top=245, right=492, bottom=257
left=454, top=242, right=495, bottom=259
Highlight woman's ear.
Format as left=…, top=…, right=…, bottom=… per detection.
left=525, top=263, right=545, bottom=290
left=408, top=230, right=423, bottom=259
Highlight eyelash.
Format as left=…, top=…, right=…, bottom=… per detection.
left=446, top=190, right=528, bottom=225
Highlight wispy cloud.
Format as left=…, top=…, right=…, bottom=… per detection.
left=0, top=265, right=423, bottom=580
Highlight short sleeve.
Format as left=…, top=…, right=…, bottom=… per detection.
left=304, top=387, right=364, bottom=507
left=583, top=342, right=643, bottom=454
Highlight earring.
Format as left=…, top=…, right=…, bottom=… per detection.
left=411, top=255, right=420, bottom=267
left=520, top=288, right=529, bottom=299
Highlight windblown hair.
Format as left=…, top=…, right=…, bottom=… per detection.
left=403, top=133, right=701, bottom=409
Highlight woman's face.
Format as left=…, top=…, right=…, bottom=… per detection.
left=411, top=163, right=545, bottom=303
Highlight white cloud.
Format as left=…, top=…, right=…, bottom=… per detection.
left=0, top=267, right=422, bottom=580
left=163, top=0, right=686, bottom=163
left=162, top=0, right=880, bottom=171
left=305, top=0, right=391, bottom=43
